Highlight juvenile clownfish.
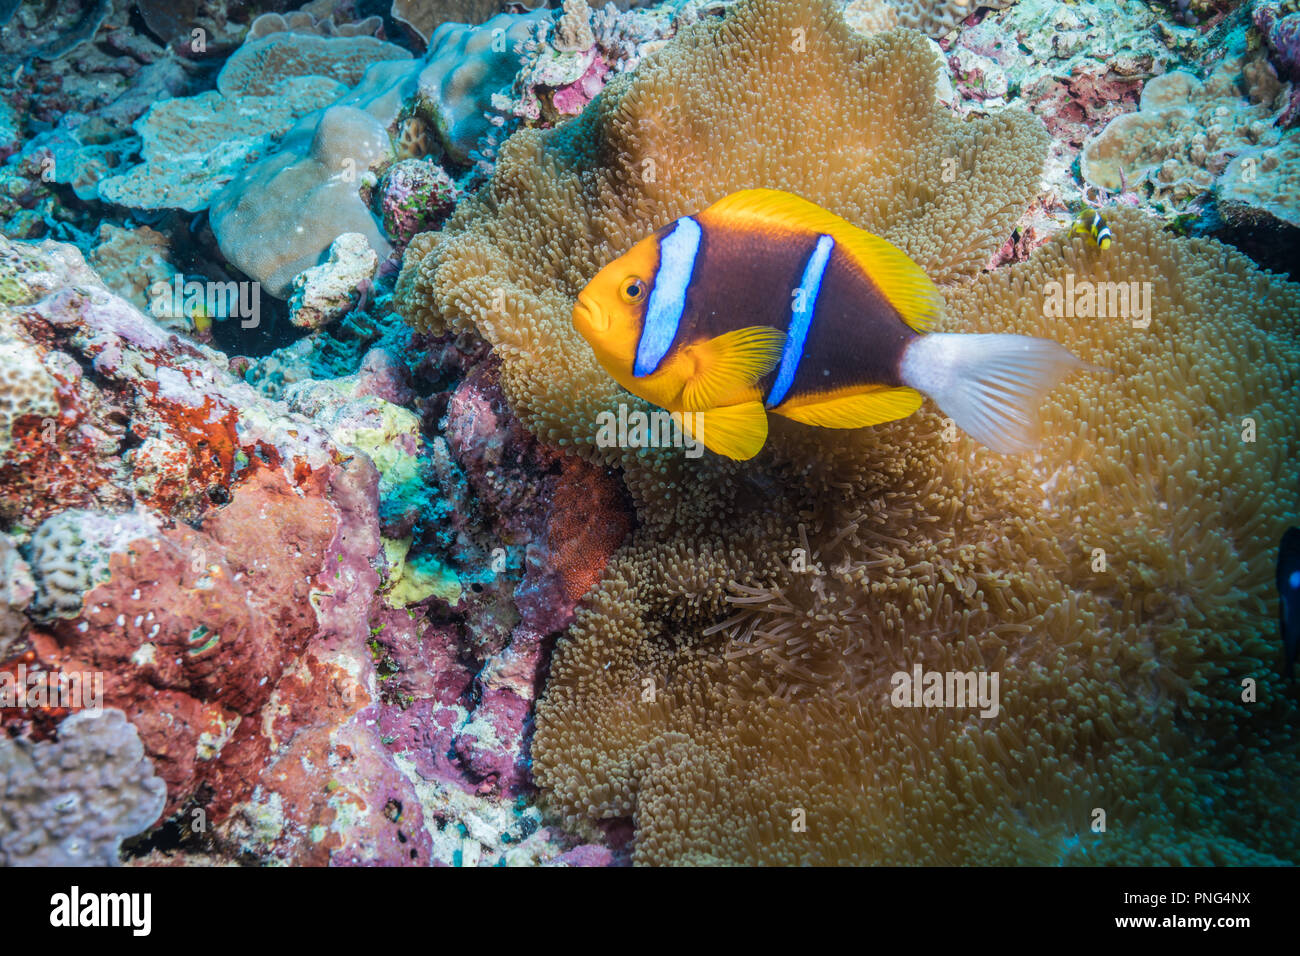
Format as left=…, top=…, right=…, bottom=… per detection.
left=1069, top=206, right=1112, bottom=250
left=572, top=188, right=1087, bottom=461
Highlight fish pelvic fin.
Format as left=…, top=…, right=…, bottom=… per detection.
left=899, top=333, right=1089, bottom=454
left=679, top=401, right=769, bottom=460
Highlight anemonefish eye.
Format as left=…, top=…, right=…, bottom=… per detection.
left=619, top=277, right=647, bottom=304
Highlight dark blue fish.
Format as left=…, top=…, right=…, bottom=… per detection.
left=1280, top=527, right=1300, bottom=680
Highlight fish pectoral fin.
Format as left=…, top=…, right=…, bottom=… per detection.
left=773, top=386, right=923, bottom=428
left=678, top=325, right=785, bottom=412
left=678, top=402, right=769, bottom=460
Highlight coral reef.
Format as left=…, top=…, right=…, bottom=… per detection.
left=26, top=508, right=161, bottom=619
left=288, top=232, right=379, bottom=330
left=208, top=8, right=549, bottom=298
left=0, top=708, right=167, bottom=866
left=0, top=229, right=630, bottom=864
left=97, top=29, right=415, bottom=215
left=1081, top=22, right=1296, bottom=221
left=916, top=0, right=1184, bottom=251
left=0, top=0, right=1295, bottom=872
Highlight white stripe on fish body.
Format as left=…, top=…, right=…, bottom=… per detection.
left=635, top=216, right=701, bottom=377
left=767, top=233, right=835, bottom=408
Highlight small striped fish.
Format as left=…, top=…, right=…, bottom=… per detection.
left=573, top=189, right=1086, bottom=460
left=1070, top=206, right=1112, bottom=249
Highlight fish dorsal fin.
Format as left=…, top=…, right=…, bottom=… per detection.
left=699, top=188, right=942, bottom=333
left=678, top=325, right=785, bottom=412
left=773, top=385, right=923, bottom=429
left=678, top=401, right=769, bottom=461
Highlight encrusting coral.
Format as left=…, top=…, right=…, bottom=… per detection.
left=1080, top=24, right=1296, bottom=221
left=396, top=0, right=1300, bottom=864
left=0, top=708, right=167, bottom=866
left=843, top=0, right=1016, bottom=38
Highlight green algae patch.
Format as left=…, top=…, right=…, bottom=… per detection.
left=381, top=536, right=461, bottom=608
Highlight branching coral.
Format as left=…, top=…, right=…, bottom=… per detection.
left=397, top=0, right=1300, bottom=864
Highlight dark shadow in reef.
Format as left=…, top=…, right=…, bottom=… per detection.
left=1210, top=220, right=1300, bottom=283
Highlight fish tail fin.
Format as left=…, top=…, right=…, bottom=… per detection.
left=899, top=333, right=1089, bottom=454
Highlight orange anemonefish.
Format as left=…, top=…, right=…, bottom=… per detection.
left=573, top=188, right=1088, bottom=461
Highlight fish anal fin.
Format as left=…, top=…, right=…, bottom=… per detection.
left=678, top=325, right=784, bottom=412
left=773, top=386, right=923, bottom=429
left=679, top=402, right=769, bottom=460
left=700, top=189, right=942, bottom=333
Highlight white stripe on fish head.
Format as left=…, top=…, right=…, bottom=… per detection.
left=634, top=216, right=702, bottom=378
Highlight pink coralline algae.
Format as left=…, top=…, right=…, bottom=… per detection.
left=445, top=360, right=633, bottom=635
left=551, top=55, right=609, bottom=115
left=1021, top=68, right=1144, bottom=149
